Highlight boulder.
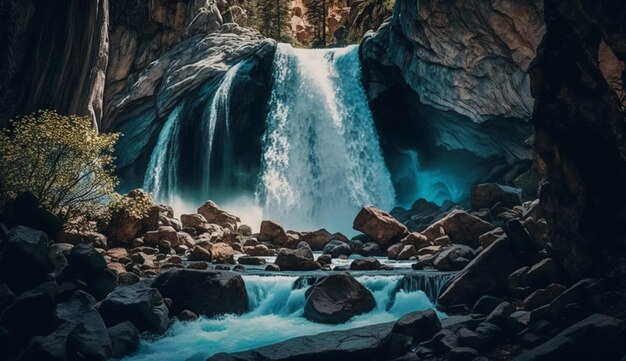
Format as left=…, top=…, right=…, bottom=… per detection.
left=449, top=347, right=479, bottom=361
left=433, top=244, right=475, bottom=271
left=513, top=314, right=623, bottom=361
left=152, top=269, right=248, bottom=317
left=392, top=309, right=442, bottom=344
left=258, top=220, right=286, bottom=242
left=246, top=244, right=275, bottom=256
left=180, top=213, right=210, bottom=231
left=478, top=228, right=505, bottom=248
left=58, top=231, right=108, bottom=248
left=0, top=226, right=51, bottom=292
left=206, top=322, right=394, bottom=361
left=143, top=226, right=179, bottom=248
left=107, top=247, right=129, bottom=260
left=350, top=257, right=381, bottom=271
left=360, top=241, right=383, bottom=256
left=523, top=284, right=567, bottom=311
left=237, top=256, right=266, bottom=265
left=471, top=183, right=522, bottom=210
left=353, top=206, right=408, bottom=247
left=97, top=282, right=169, bottom=334
left=322, top=239, right=351, bottom=258
left=300, top=229, right=334, bottom=251
left=207, top=242, right=235, bottom=264
left=26, top=291, right=111, bottom=361
left=484, top=301, right=515, bottom=328
left=198, top=201, right=239, bottom=229
left=525, top=258, right=561, bottom=289
left=396, top=245, right=418, bottom=260
left=275, top=242, right=321, bottom=271
left=472, top=296, right=503, bottom=315
left=108, top=321, right=139, bottom=359
left=387, top=243, right=404, bottom=260
left=304, top=274, right=375, bottom=323
left=422, top=210, right=495, bottom=248
left=438, top=236, right=521, bottom=307
left=0, top=281, right=57, bottom=340
left=400, top=232, right=430, bottom=249
left=188, top=246, right=212, bottom=262
left=237, top=224, right=252, bottom=236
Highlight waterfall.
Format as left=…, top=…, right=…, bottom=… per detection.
left=143, top=104, right=184, bottom=204
left=257, top=44, right=396, bottom=233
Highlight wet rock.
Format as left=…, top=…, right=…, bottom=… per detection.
left=98, top=282, right=170, bottom=334
left=152, top=269, right=247, bottom=317
left=198, top=201, right=239, bottom=230
left=304, top=273, right=375, bottom=324
left=188, top=246, right=212, bottom=262
left=353, top=206, right=408, bottom=247
left=471, top=183, right=522, bottom=210
left=323, top=239, right=352, bottom=258
left=387, top=243, right=404, bottom=260
left=246, top=244, right=275, bottom=257
left=350, top=257, right=381, bottom=271
left=513, top=314, right=623, bottom=361
left=439, top=236, right=521, bottom=307
left=392, top=309, right=442, bottom=345
left=275, top=242, right=321, bottom=271
left=178, top=310, right=199, bottom=321
left=317, top=254, right=332, bottom=266
left=108, top=321, right=139, bottom=359
left=265, top=264, right=280, bottom=272
left=0, top=226, right=51, bottom=292
left=485, top=301, right=515, bottom=328
left=396, top=245, right=418, bottom=260
left=237, top=256, right=266, bottom=266
left=207, top=322, right=394, bottom=361
left=422, top=210, right=495, bottom=249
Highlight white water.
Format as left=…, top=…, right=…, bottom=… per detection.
left=257, top=44, right=396, bottom=234
left=121, top=274, right=449, bottom=361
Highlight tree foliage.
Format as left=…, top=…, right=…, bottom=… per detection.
left=0, top=110, right=120, bottom=221
left=240, top=0, right=292, bottom=42
left=307, top=0, right=327, bottom=47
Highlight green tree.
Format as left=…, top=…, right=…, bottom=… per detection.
left=255, top=0, right=291, bottom=41
left=307, top=0, right=327, bottom=47
left=0, top=110, right=120, bottom=222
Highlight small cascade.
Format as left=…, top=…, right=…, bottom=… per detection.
left=398, top=272, right=456, bottom=302
left=257, top=44, right=396, bottom=234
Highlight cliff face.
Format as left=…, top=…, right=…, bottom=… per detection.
left=361, top=0, right=545, bottom=122
left=530, top=0, right=626, bottom=277
left=4, top=0, right=109, bottom=128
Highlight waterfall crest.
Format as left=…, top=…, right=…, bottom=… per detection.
left=257, top=44, right=396, bottom=233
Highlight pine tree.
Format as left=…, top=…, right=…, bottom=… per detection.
left=254, top=0, right=291, bottom=41
left=307, top=0, right=327, bottom=47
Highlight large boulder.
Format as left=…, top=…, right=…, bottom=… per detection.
left=438, top=236, right=521, bottom=307
left=422, top=210, right=495, bottom=248
left=0, top=226, right=51, bottom=292
left=152, top=269, right=248, bottom=317
left=207, top=322, right=394, bottom=361
left=513, top=314, right=624, bottom=361
left=353, top=206, right=408, bottom=247
left=25, top=291, right=111, bottom=361
left=97, top=282, right=169, bottom=334
left=63, top=244, right=118, bottom=300
left=197, top=201, right=239, bottom=230
left=108, top=321, right=140, bottom=359
left=471, top=183, right=522, bottom=210
left=392, top=309, right=442, bottom=345
left=275, top=242, right=321, bottom=271
left=304, top=273, right=375, bottom=323
left=207, top=242, right=235, bottom=264
left=300, top=229, right=333, bottom=251
left=143, top=226, right=179, bottom=247
left=180, top=213, right=210, bottom=232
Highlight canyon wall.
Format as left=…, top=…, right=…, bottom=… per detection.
left=530, top=0, right=626, bottom=277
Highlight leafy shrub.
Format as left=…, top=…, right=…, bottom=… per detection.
left=108, top=189, right=154, bottom=221
left=0, top=110, right=120, bottom=222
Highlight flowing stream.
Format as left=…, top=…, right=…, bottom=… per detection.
left=121, top=272, right=453, bottom=361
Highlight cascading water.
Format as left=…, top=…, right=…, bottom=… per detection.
left=257, top=44, right=396, bottom=233
left=122, top=273, right=452, bottom=361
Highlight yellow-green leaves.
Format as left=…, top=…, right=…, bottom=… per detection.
left=0, top=110, right=120, bottom=222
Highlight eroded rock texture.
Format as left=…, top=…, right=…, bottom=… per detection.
left=362, top=0, right=545, bottom=122
left=530, top=0, right=626, bottom=278
left=3, top=0, right=109, bottom=128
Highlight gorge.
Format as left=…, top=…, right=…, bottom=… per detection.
left=1, top=1, right=626, bottom=361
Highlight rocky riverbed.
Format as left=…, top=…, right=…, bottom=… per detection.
left=1, top=181, right=624, bottom=361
